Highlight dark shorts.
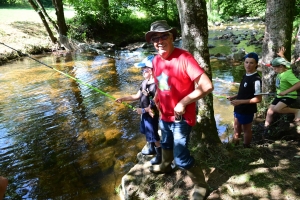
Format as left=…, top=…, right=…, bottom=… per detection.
left=271, top=97, right=296, bottom=106
left=140, top=113, right=160, bottom=142
left=234, top=112, right=254, bottom=125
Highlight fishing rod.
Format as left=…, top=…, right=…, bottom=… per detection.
left=212, top=77, right=240, bottom=85
left=212, top=93, right=231, bottom=99
left=0, top=42, right=135, bottom=110
left=254, top=92, right=300, bottom=96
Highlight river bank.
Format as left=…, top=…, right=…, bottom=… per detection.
left=0, top=21, right=53, bottom=65
left=2, top=12, right=300, bottom=200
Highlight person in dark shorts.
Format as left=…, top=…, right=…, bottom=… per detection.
left=228, top=52, right=262, bottom=148
left=115, top=55, right=161, bottom=164
left=264, top=57, right=300, bottom=133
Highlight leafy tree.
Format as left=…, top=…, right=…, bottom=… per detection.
left=207, top=0, right=266, bottom=21
left=28, top=0, right=75, bottom=50
left=293, top=0, right=300, bottom=62
left=177, top=0, right=221, bottom=144
left=261, top=0, right=296, bottom=108
left=129, top=0, right=178, bottom=20
left=66, top=0, right=110, bottom=27
left=28, top=0, right=57, bottom=43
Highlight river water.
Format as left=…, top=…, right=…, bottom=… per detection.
left=0, top=22, right=263, bottom=200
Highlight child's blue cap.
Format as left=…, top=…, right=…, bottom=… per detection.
left=134, top=55, right=155, bottom=68
left=244, top=52, right=259, bottom=63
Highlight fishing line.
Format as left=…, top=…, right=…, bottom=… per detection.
left=0, top=42, right=134, bottom=110
left=254, top=92, right=300, bottom=96
left=212, top=77, right=240, bottom=85
left=213, top=93, right=228, bottom=99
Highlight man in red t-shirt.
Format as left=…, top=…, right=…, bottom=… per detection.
left=146, top=20, right=213, bottom=199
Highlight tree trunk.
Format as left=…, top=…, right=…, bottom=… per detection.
left=52, top=0, right=68, bottom=36
left=28, top=0, right=57, bottom=44
left=36, top=0, right=59, bottom=33
left=176, top=0, right=221, bottom=145
left=261, top=0, right=295, bottom=109
left=294, top=26, right=300, bottom=64
left=52, top=0, right=78, bottom=51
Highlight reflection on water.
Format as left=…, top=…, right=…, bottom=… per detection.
left=0, top=53, right=147, bottom=199
left=0, top=22, right=263, bottom=199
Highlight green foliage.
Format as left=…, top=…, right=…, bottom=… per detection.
left=208, top=0, right=266, bottom=21
left=66, top=0, right=180, bottom=44
left=66, top=17, right=90, bottom=42
left=292, top=0, right=300, bottom=40
left=0, top=0, right=52, bottom=7
left=0, top=0, right=31, bottom=7
left=207, top=10, right=222, bottom=23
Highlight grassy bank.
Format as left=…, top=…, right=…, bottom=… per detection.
left=0, top=7, right=75, bottom=23
left=0, top=8, right=75, bottom=65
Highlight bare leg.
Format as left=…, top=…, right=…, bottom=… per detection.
left=295, top=109, right=300, bottom=121
left=271, top=102, right=300, bottom=121
left=233, top=117, right=242, bottom=145
left=242, top=123, right=253, bottom=146
left=0, top=176, right=8, bottom=200
left=265, top=105, right=275, bottom=127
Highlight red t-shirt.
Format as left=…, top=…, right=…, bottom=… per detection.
left=153, top=48, right=204, bottom=126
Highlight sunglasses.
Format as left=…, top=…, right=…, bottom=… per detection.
left=151, top=33, right=170, bottom=43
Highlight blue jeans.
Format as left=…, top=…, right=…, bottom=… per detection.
left=159, top=119, right=194, bottom=169
left=140, top=113, right=160, bottom=142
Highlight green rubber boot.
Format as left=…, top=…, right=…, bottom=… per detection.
left=186, top=164, right=209, bottom=200
left=149, top=148, right=173, bottom=174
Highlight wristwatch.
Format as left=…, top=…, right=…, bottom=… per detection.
left=142, top=108, right=146, bottom=114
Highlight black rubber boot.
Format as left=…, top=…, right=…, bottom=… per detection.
left=141, top=142, right=156, bottom=155
left=186, top=164, right=209, bottom=200
left=149, top=148, right=173, bottom=174
left=150, top=146, right=162, bottom=165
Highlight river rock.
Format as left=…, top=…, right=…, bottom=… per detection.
left=227, top=49, right=246, bottom=61
left=119, top=152, right=196, bottom=200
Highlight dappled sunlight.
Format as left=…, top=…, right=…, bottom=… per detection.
left=249, top=158, right=265, bottom=165
left=1, top=17, right=299, bottom=199
left=206, top=140, right=300, bottom=199
left=228, top=174, right=250, bottom=185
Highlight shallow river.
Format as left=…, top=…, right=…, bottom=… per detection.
left=0, top=22, right=263, bottom=200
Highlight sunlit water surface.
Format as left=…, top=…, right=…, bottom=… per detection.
left=0, top=22, right=263, bottom=199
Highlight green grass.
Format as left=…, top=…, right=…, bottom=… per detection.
left=0, top=7, right=75, bottom=23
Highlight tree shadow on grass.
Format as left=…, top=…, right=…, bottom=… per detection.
left=11, top=21, right=48, bottom=37
left=199, top=119, right=300, bottom=199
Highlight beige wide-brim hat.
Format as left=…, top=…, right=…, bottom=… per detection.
left=145, top=20, right=177, bottom=43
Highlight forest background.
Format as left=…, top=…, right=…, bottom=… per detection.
left=1, top=0, right=299, bottom=47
